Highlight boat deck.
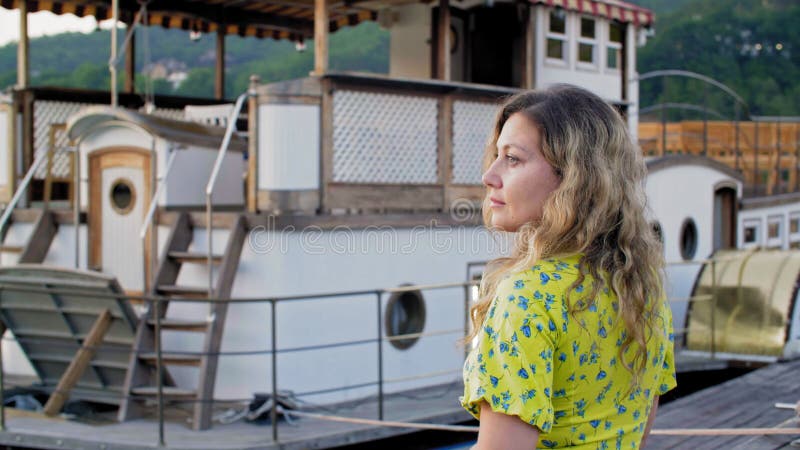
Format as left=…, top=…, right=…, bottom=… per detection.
left=0, top=382, right=470, bottom=450
left=649, top=357, right=800, bottom=450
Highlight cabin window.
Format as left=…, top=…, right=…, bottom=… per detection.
left=767, top=215, right=783, bottom=248
left=607, top=21, right=623, bottom=70
left=743, top=220, right=760, bottom=245
left=791, top=214, right=800, bottom=234
left=109, top=178, right=136, bottom=215
left=385, top=287, right=426, bottom=350
left=547, top=10, right=568, bottom=62
left=679, top=218, right=698, bottom=261
left=577, top=17, right=597, bottom=66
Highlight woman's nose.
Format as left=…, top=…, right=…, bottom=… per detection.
left=482, top=163, right=502, bottom=189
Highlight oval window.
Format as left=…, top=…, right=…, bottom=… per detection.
left=680, top=218, right=698, bottom=261
left=109, top=178, right=136, bottom=215
left=385, top=287, right=426, bottom=350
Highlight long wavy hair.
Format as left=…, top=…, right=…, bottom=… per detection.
left=466, top=85, right=665, bottom=383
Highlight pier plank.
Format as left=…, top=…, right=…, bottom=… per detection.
left=649, top=358, right=800, bottom=450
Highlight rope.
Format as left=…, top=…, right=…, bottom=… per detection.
left=276, top=408, right=800, bottom=437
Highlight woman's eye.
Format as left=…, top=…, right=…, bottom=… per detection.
left=505, top=154, right=519, bottom=164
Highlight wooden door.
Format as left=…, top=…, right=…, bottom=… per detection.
left=88, top=148, right=151, bottom=294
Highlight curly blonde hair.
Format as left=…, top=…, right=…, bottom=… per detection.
left=467, top=85, right=665, bottom=383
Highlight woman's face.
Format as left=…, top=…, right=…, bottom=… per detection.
left=482, top=113, right=561, bottom=232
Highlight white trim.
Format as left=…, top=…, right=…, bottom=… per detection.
left=789, top=211, right=800, bottom=246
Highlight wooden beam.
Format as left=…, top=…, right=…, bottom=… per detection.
left=43, top=309, right=113, bottom=416
left=620, top=23, right=629, bottom=102
left=524, top=6, right=536, bottom=89
left=124, top=26, right=135, bottom=94
left=215, top=29, right=225, bottom=100
left=314, top=0, right=329, bottom=75
left=436, top=0, right=451, bottom=81
left=17, top=0, right=29, bottom=88
left=247, top=75, right=260, bottom=213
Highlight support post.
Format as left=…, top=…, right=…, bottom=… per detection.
left=43, top=309, right=113, bottom=416
left=314, top=0, right=329, bottom=75
left=620, top=23, right=629, bottom=102
left=247, top=76, right=260, bottom=212
left=124, top=25, right=136, bottom=94
left=17, top=1, right=29, bottom=88
left=436, top=0, right=451, bottom=81
left=111, top=0, right=119, bottom=107
left=523, top=6, right=536, bottom=89
left=215, top=29, right=225, bottom=100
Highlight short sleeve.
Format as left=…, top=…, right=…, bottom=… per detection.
left=656, top=301, right=677, bottom=395
left=461, top=271, right=564, bottom=433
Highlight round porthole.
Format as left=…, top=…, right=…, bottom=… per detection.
left=109, top=178, right=136, bottom=215
left=385, top=287, right=426, bottom=350
left=680, top=218, right=698, bottom=261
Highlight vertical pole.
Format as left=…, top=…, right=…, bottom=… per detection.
left=0, top=321, right=5, bottom=431
left=74, top=145, right=80, bottom=269
left=247, top=76, right=260, bottom=213
left=436, top=0, right=451, bottom=81
left=149, top=139, right=157, bottom=293
left=124, top=25, right=136, bottom=94
left=776, top=121, right=783, bottom=194
left=270, top=300, right=278, bottom=442
left=523, top=6, right=536, bottom=89
left=660, top=77, right=667, bottom=156
left=154, top=297, right=165, bottom=447
left=215, top=29, right=225, bottom=100
left=17, top=1, right=29, bottom=88
left=734, top=103, right=740, bottom=172
left=111, top=0, right=119, bottom=107
left=314, top=0, right=329, bottom=75
left=710, top=259, right=716, bottom=360
left=620, top=23, right=629, bottom=103
left=702, top=83, right=708, bottom=156
left=376, top=291, right=384, bottom=421
left=754, top=120, right=760, bottom=194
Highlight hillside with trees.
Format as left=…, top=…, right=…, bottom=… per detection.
left=0, top=0, right=797, bottom=117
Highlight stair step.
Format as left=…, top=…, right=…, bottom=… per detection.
left=0, top=245, right=23, bottom=253
left=147, top=318, right=210, bottom=332
left=168, top=251, right=223, bottom=265
left=131, top=386, right=197, bottom=398
left=138, top=352, right=202, bottom=366
left=156, top=285, right=210, bottom=299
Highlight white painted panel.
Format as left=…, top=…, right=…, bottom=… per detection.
left=101, top=166, right=145, bottom=291
left=42, top=224, right=89, bottom=270
left=258, top=104, right=320, bottom=190
left=165, top=147, right=245, bottom=206
left=389, top=4, right=431, bottom=79
left=0, top=108, right=9, bottom=186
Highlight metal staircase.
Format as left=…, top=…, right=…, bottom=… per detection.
left=118, top=212, right=248, bottom=430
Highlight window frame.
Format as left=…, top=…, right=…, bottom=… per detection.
left=605, top=20, right=623, bottom=72
left=766, top=215, right=783, bottom=249
left=545, top=8, right=569, bottom=67
left=742, top=218, right=761, bottom=248
left=576, top=15, right=598, bottom=70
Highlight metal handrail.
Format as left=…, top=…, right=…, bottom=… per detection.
left=204, top=90, right=252, bottom=296
left=0, top=149, right=61, bottom=234
left=139, top=147, right=177, bottom=240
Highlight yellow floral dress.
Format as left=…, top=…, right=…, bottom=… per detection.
left=461, top=254, right=676, bottom=449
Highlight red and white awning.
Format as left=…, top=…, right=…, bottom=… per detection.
left=535, top=0, right=655, bottom=27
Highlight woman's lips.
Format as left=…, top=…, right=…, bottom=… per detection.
left=490, top=197, right=506, bottom=207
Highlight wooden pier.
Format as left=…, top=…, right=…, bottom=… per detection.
left=649, top=358, right=800, bottom=449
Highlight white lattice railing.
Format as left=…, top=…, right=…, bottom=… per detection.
left=332, top=90, right=439, bottom=184
left=452, top=100, right=498, bottom=185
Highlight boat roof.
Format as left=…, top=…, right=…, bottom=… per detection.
left=645, top=154, right=744, bottom=181
left=66, top=106, right=247, bottom=152
left=0, top=0, right=653, bottom=43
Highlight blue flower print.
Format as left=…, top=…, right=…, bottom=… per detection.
left=514, top=279, right=525, bottom=289
left=596, top=370, right=607, bottom=380
left=490, top=376, right=499, bottom=388
left=540, top=272, right=551, bottom=285
left=541, top=440, right=558, bottom=448
left=518, top=368, right=529, bottom=379
left=520, top=324, right=531, bottom=338
left=517, top=295, right=529, bottom=310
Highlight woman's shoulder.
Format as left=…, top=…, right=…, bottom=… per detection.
left=500, top=253, right=583, bottom=288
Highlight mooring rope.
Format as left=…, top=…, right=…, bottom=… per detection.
left=276, top=405, right=800, bottom=437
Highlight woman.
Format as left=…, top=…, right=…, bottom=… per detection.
left=461, top=85, right=676, bottom=449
